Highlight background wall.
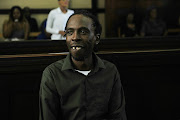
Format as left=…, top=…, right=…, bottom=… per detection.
left=0, top=0, right=106, bottom=38
left=0, top=0, right=91, bottom=8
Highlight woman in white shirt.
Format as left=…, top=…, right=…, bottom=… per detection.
left=46, top=0, right=74, bottom=40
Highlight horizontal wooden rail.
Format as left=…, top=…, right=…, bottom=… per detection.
left=167, top=28, right=180, bottom=33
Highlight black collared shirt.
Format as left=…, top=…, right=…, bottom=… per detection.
left=39, top=53, right=127, bottom=120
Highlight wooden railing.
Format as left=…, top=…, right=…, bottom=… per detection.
left=1, top=36, right=180, bottom=55
left=0, top=28, right=180, bottom=39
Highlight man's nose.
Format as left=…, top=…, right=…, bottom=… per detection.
left=72, top=31, right=81, bottom=41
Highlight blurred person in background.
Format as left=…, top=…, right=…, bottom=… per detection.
left=46, top=0, right=74, bottom=40
left=37, top=19, right=51, bottom=40
left=140, top=6, right=167, bottom=37
left=121, top=12, right=139, bottom=37
left=3, top=6, right=29, bottom=40
left=23, top=7, right=39, bottom=32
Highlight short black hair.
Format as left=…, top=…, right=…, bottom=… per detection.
left=65, top=10, right=102, bottom=35
left=9, top=6, right=23, bottom=22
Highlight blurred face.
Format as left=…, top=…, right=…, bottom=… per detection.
left=127, top=13, right=134, bottom=22
left=24, top=8, right=30, bottom=18
left=58, top=0, right=70, bottom=8
left=13, top=8, right=21, bottom=19
left=150, top=8, right=157, bottom=19
left=65, top=15, right=98, bottom=61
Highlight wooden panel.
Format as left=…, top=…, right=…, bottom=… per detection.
left=1, top=36, right=180, bottom=55
left=1, top=36, right=180, bottom=120
left=1, top=50, right=180, bottom=120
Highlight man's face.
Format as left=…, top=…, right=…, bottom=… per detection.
left=58, top=0, right=69, bottom=8
left=66, top=14, right=98, bottom=61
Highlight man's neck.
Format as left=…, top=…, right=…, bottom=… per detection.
left=72, top=55, right=94, bottom=71
left=60, top=6, right=67, bottom=13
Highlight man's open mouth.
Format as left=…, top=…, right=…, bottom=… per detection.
left=71, top=46, right=84, bottom=50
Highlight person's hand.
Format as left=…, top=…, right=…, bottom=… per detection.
left=59, top=31, right=65, bottom=36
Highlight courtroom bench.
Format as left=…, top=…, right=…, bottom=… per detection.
left=0, top=36, right=180, bottom=55
left=1, top=49, right=180, bottom=120
left=1, top=36, right=180, bottom=120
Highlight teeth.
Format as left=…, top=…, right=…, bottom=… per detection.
left=76, top=47, right=81, bottom=50
left=72, top=46, right=81, bottom=50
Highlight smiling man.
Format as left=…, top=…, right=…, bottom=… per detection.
left=39, top=10, right=127, bottom=120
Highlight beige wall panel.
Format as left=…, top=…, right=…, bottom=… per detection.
left=98, top=13, right=105, bottom=38
left=0, top=0, right=92, bottom=9
left=98, top=0, right=105, bottom=8
left=71, top=0, right=91, bottom=8
left=0, top=0, right=91, bottom=9
left=0, top=0, right=58, bottom=9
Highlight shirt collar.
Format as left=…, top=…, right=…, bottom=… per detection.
left=61, top=53, right=74, bottom=71
left=57, top=7, right=68, bottom=14
left=61, top=53, right=106, bottom=71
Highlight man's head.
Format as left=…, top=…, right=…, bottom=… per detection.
left=58, top=0, right=70, bottom=8
left=65, top=10, right=102, bottom=61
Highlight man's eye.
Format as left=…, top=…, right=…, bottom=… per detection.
left=66, top=30, right=73, bottom=36
left=80, top=30, right=88, bottom=35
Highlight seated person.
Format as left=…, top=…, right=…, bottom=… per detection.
left=37, top=19, right=51, bottom=40
left=121, top=12, right=139, bottom=37
left=140, top=6, right=167, bottom=37
left=23, top=7, right=39, bottom=32
left=3, top=6, right=29, bottom=40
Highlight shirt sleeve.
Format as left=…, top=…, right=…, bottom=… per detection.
left=106, top=66, right=127, bottom=120
left=39, top=68, right=61, bottom=120
left=46, top=11, right=59, bottom=34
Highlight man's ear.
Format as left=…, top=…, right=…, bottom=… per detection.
left=95, top=34, right=100, bottom=45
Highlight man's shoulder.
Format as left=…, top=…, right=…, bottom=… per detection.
left=67, top=9, right=74, bottom=14
left=49, top=8, right=59, bottom=14
left=44, top=58, right=66, bottom=72
left=101, top=58, right=117, bottom=70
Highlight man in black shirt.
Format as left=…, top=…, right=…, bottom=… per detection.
left=39, top=10, right=127, bottom=120
left=23, top=7, right=39, bottom=32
